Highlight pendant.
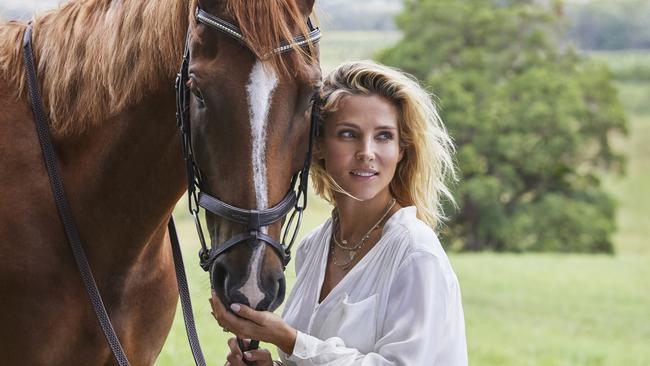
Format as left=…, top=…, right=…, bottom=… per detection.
left=348, top=250, right=356, bottom=260
left=341, top=239, right=348, bottom=245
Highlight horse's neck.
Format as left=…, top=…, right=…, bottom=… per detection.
left=24, top=0, right=192, bottom=265
left=54, top=88, right=186, bottom=266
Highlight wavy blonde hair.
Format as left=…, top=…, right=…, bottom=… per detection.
left=311, top=60, right=457, bottom=230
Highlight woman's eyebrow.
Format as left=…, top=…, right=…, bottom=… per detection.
left=335, top=122, right=360, bottom=129
left=375, top=125, right=398, bottom=130
left=335, top=122, right=398, bottom=130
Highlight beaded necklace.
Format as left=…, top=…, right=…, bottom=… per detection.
left=330, top=198, right=396, bottom=270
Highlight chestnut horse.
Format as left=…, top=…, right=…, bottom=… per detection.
left=0, top=0, right=321, bottom=365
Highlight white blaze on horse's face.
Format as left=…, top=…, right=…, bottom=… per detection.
left=238, top=60, right=278, bottom=309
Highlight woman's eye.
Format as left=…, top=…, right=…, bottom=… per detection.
left=377, top=131, right=394, bottom=141
left=338, top=130, right=356, bottom=138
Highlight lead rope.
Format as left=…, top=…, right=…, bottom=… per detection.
left=22, top=23, right=130, bottom=366
left=168, top=218, right=207, bottom=366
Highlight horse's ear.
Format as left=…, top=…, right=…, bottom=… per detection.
left=298, top=0, right=316, bottom=16
left=197, top=0, right=225, bottom=13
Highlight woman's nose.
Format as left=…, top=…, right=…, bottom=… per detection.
left=355, top=138, right=375, bottom=161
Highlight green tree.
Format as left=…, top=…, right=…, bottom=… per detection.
left=378, top=0, right=627, bottom=252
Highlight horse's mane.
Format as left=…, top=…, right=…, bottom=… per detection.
left=0, top=0, right=314, bottom=135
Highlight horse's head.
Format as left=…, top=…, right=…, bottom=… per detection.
left=178, top=0, right=321, bottom=311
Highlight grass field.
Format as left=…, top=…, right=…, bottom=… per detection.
left=157, top=36, right=650, bottom=365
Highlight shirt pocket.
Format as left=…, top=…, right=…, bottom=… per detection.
left=319, top=293, right=378, bottom=353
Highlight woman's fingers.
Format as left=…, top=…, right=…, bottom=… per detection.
left=227, top=337, right=251, bottom=355
left=227, top=337, right=240, bottom=354
left=231, top=303, right=265, bottom=325
left=225, top=352, right=246, bottom=366
left=227, top=340, right=271, bottom=366
left=242, top=348, right=273, bottom=362
left=211, top=295, right=252, bottom=336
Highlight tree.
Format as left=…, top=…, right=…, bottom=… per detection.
left=378, top=0, right=627, bottom=252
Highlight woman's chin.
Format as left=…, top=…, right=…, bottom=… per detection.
left=339, top=188, right=382, bottom=202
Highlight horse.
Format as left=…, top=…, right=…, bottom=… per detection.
left=0, top=0, right=321, bottom=364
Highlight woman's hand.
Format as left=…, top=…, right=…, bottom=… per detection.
left=225, top=337, right=274, bottom=366
left=210, top=290, right=297, bottom=355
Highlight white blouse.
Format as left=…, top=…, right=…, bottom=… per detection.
left=279, top=206, right=468, bottom=365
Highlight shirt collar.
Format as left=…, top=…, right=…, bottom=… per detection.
left=382, top=205, right=417, bottom=233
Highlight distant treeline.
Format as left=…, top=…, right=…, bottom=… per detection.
left=318, top=0, right=401, bottom=31
left=565, top=0, right=650, bottom=50
left=319, top=0, right=650, bottom=51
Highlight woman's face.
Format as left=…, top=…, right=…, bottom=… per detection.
left=316, top=94, right=403, bottom=202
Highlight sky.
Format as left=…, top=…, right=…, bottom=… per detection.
left=3, top=0, right=61, bottom=9
left=1, top=0, right=61, bottom=18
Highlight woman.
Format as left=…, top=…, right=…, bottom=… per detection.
left=210, top=60, right=467, bottom=365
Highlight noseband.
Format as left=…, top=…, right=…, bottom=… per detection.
left=176, top=8, right=322, bottom=277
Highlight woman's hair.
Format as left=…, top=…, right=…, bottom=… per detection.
left=311, top=60, right=457, bottom=230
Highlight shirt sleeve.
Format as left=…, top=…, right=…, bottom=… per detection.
left=281, top=252, right=468, bottom=366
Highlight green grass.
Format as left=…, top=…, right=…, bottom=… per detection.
left=601, top=77, right=650, bottom=256
left=454, top=253, right=650, bottom=366
left=156, top=35, right=650, bottom=365
left=603, top=111, right=650, bottom=256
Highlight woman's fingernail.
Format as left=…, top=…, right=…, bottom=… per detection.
left=230, top=303, right=241, bottom=312
left=244, top=351, right=251, bottom=359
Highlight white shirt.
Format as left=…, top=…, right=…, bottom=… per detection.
left=279, top=206, right=468, bottom=366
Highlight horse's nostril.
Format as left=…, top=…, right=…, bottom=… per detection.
left=277, top=275, right=286, bottom=297
left=209, top=260, right=230, bottom=302
left=268, top=275, right=286, bottom=311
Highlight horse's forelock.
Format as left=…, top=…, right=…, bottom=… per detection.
left=224, top=0, right=317, bottom=78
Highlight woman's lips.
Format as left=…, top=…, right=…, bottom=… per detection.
left=350, top=169, right=379, bottom=179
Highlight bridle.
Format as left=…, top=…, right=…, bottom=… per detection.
left=175, top=5, right=322, bottom=363
left=176, top=6, right=322, bottom=279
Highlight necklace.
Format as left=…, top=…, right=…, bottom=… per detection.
left=330, top=198, right=396, bottom=270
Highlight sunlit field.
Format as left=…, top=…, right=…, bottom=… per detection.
left=157, top=36, right=650, bottom=365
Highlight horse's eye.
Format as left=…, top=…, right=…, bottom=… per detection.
left=191, top=87, right=205, bottom=107
left=187, top=77, right=205, bottom=108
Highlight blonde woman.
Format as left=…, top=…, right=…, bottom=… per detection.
left=211, top=61, right=468, bottom=365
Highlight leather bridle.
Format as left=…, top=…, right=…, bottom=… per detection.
left=176, top=7, right=322, bottom=279
left=175, top=6, right=322, bottom=363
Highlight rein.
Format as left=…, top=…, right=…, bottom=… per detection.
left=22, top=24, right=133, bottom=366
left=21, top=5, right=321, bottom=366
